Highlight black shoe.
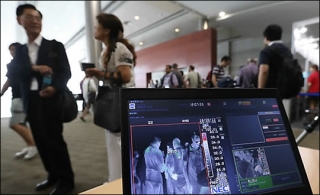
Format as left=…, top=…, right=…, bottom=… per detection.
left=49, top=183, right=74, bottom=195
left=35, top=179, right=57, bottom=191
left=80, top=116, right=86, bottom=122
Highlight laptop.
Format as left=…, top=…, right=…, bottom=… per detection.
left=120, top=88, right=312, bottom=194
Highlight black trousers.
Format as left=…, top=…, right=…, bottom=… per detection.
left=27, top=91, right=74, bottom=185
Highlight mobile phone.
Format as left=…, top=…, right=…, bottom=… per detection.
left=42, top=74, right=52, bottom=89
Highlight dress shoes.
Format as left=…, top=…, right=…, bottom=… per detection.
left=49, top=183, right=74, bottom=195
left=35, top=179, right=57, bottom=191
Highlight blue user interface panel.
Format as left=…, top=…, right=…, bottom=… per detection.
left=126, top=98, right=303, bottom=194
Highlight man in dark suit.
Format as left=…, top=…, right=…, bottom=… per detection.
left=7, top=4, right=74, bottom=194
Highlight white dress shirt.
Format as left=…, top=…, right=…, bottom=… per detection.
left=27, top=35, right=43, bottom=90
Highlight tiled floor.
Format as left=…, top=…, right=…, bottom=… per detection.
left=1, top=115, right=319, bottom=194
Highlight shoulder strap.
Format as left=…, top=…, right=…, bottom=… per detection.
left=170, top=73, right=174, bottom=86
left=197, top=72, right=201, bottom=87
left=48, top=39, right=58, bottom=53
left=87, top=78, right=91, bottom=91
left=47, top=39, right=58, bottom=69
left=268, top=45, right=285, bottom=59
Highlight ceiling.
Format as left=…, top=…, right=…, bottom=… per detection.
left=110, top=1, right=319, bottom=51
left=1, top=1, right=319, bottom=52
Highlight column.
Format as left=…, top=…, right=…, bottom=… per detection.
left=85, top=1, right=102, bottom=65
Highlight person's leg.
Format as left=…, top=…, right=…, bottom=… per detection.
left=28, top=92, right=74, bottom=192
left=44, top=108, right=74, bottom=186
left=80, top=103, right=90, bottom=121
left=105, top=130, right=122, bottom=182
left=309, top=98, right=316, bottom=111
left=10, top=123, right=35, bottom=146
left=308, top=98, right=319, bottom=121
left=27, top=93, right=57, bottom=180
left=10, top=123, right=38, bottom=159
left=10, top=98, right=37, bottom=159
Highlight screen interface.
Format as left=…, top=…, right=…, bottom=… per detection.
left=126, top=98, right=303, bottom=194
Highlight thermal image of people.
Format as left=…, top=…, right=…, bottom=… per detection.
left=234, top=149, right=265, bottom=179
left=143, top=137, right=166, bottom=194
left=133, top=151, right=142, bottom=194
left=164, top=142, right=175, bottom=194
left=171, top=138, right=191, bottom=194
left=185, top=131, right=207, bottom=194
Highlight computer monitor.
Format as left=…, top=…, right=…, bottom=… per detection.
left=120, top=88, right=312, bottom=194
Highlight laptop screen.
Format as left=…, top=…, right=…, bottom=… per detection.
left=121, top=89, right=310, bottom=194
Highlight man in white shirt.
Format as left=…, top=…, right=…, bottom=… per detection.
left=8, top=4, right=74, bottom=194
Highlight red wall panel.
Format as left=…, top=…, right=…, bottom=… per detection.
left=134, top=28, right=217, bottom=88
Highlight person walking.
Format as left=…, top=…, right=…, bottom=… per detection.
left=1, top=42, right=37, bottom=160
left=80, top=74, right=97, bottom=122
left=8, top=4, right=75, bottom=194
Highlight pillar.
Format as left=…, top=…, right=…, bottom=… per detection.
left=85, top=1, right=102, bottom=65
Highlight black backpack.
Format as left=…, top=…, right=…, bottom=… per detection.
left=172, top=70, right=184, bottom=88
left=270, top=46, right=304, bottom=99
left=160, top=73, right=174, bottom=88
left=218, top=76, right=237, bottom=88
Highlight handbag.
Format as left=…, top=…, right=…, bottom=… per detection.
left=53, top=87, right=78, bottom=123
left=93, top=71, right=122, bottom=132
left=48, top=40, right=78, bottom=123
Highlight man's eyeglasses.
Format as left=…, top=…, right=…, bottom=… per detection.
left=23, top=14, right=42, bottom=22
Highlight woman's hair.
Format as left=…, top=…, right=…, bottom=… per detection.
left=96, top=13, right=137, bottom=67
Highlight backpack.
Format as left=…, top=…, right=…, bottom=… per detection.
left=172, top=70, right=184, bottom=88
left=160, top=73, right=174, bottom=88
left=205, top=70, right=214, bottom=88
left=270, top=46, right=304, bottom=99
left=205, top=66, right=222, bottom=88
left=218, top=76, right=237, bottom=88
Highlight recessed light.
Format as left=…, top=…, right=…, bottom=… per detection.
left=219, top=11, right=226, bottom=17
left=134, top=16, right=140, bottom=20
left=175, top=28, right=180, bottom=32
left=203, top=20, right=208, bottom=30
left=139, top=42, right=143, bottom=46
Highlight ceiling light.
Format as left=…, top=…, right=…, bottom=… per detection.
left=139, top=42, right=143, bottom=46
left=134, top=16, right=140, bottom=20
left=216, top=14, right=231, bottom=21
left=219, top=11, right=226, bottom=17
left=203, top=20, right=208, bottom=30
left=299, top=27, right=307, bottom=33
left=175, top=28, right=179, bottom=32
